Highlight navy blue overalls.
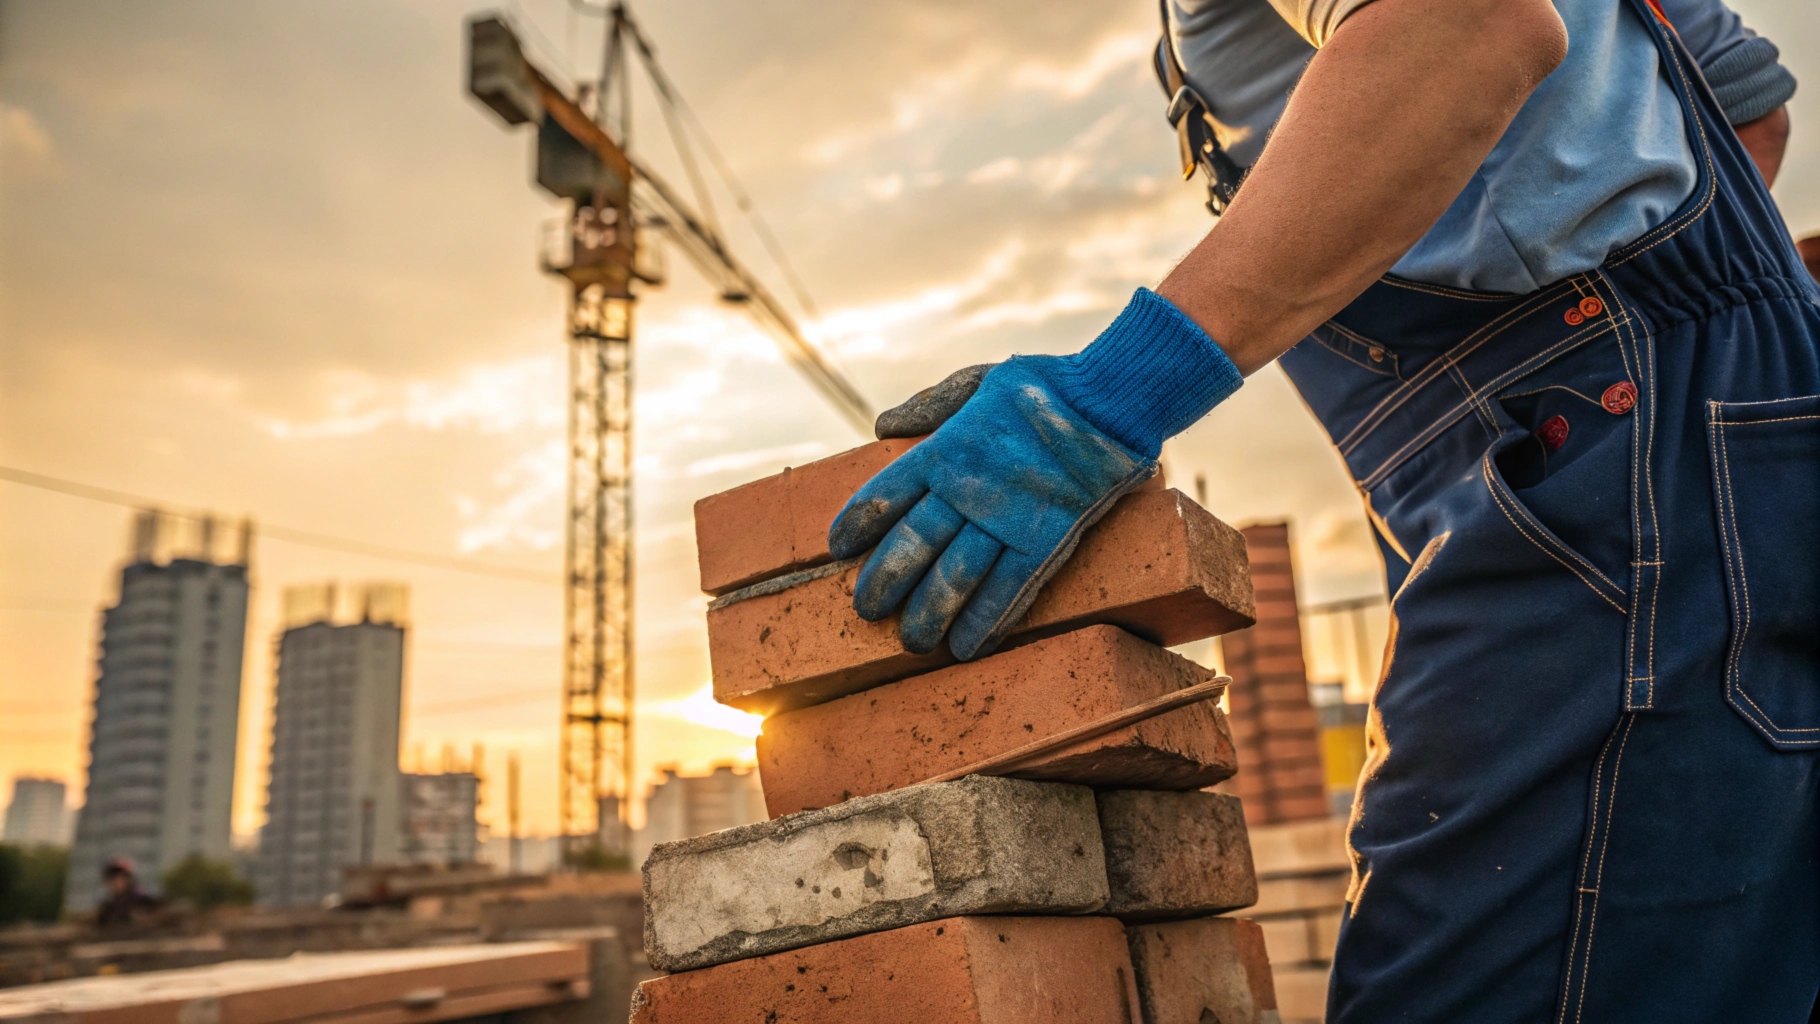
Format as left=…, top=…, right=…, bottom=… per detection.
left=1276, top=0, right=1820, bottom=1018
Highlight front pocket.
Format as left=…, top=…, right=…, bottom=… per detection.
left=1707, top=395, right=1820, bottom=749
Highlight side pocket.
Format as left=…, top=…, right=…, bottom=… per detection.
left=1707, top=396, right=1820, bottom=749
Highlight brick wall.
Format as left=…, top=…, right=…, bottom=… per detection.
left=1219, top=523, right=1329, bottom=826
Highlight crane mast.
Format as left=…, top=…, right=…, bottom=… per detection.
left=466, top=10, right=870, bottom=852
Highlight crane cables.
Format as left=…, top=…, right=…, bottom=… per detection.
left=566, top=0, right=871, bottom=434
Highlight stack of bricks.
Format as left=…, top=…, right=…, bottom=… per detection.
left=626, top=437, right=1293, bottom=1023
left=1245, top=817, right=1352, bottom=1023
left=1218, top=522, right=1330, bottom=826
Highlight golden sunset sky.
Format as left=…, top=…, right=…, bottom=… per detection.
left=3, top=0, right=1815, bottom=839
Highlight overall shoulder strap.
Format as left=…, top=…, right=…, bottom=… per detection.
left=1151, top=0, right=1248, bottom=215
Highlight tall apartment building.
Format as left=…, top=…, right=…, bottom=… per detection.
left=257, top=583, right=407, bottom=907
left=66, top=511, right=251, bottom=912
left=4, top=777, right=72, bottom=846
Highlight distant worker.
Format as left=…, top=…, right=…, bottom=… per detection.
left=830, top=0, right=1813, bottom=1017
left=94, top=855, right=160, bottom=928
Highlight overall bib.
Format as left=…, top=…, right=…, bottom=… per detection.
left=1275, top=0, right=1820, bottom=1018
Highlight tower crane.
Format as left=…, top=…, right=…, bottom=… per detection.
left=466, top=7, right=873, bottom=850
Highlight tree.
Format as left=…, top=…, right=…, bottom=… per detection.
left=561, top=842, right=631, bottom=873
left=160, top=855, right=253, bottom=910
left=0, top=844, right=70, bottom=924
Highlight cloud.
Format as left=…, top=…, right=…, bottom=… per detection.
left=1, top=104, right=55, bottom=165
left=265, top=357, right=565, bottom=440
left=1010, top=31, right=1153, bottom=99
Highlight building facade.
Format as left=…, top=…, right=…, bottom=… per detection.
left=4, top=777, right=71, bottom=846
left=400, top=772, right=480, bottom=867
left=66, top=514, right=251, bottom=911
left=257, top=584, right=407, bottom=906
left=631, top=765, right=766, bottom=865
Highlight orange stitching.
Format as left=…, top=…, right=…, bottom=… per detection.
left=1571, top=715, right=1635, bottom=1024
left=1338, top=284, right=1581, bottom=455
left=1605, top=24, right=1716, bottom=267
left=1358, top=318, right=1620, bottom=490
left=1482, top=455, right=1628, bottom=613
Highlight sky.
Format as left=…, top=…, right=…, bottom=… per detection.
left=2, top=0, right=1815, bottom=841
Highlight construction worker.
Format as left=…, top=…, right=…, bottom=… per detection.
left=94, top=855, right=160, bottom=928
left=829, top=0, right=1813, bottom=1018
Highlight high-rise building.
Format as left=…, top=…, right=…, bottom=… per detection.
left=400, top=772, right=480, bottom=867
left=256, top=583, right=408, bottom=907
left=66, top=511, right=251, bottom=912
left=4, top=777, right=71, bottom=846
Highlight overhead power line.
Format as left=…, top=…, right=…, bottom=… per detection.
left=0, top=465, right=560, bottom=586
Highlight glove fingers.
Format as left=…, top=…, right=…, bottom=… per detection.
left=947, top=547, right=1050, bottom=661
left=828, top=454, right=929, bottom=561
left=899, top=524, right=1004, bottom=655
left=873, top=363, right=995, bottom=440
left=853, top=494, right=967, bottom=621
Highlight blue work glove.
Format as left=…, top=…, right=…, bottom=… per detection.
left=828, top=288, right=1243, bottom=660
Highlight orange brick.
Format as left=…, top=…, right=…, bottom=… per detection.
left=628, top=916, right=1142, bottom=1024
left=1126, top=917, right=1278, bottom=1024
left=693, top=438, right=923, bottom=596
left=709, top=488, right=1255, bottom=715
left=757, top=625, right=1235, bottom=816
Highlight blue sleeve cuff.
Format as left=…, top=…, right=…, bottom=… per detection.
left=1046, top=288, right=1243, bottom=459
left=1704, top=36, right=1797, bottom=125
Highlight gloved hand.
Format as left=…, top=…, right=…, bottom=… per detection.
left=828, top=288, right=1243, bottom=660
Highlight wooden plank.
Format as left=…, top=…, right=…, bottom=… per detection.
left=0, top=942, right=587, bottom=1024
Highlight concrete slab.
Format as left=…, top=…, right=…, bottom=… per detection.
left=641, top=775, right=1107, bottom=972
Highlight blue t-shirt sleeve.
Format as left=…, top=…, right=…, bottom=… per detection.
left=1653, top=0, right=1796, bottom=123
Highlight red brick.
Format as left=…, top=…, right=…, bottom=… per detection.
left=757, top=625, right=1235, bottom=816
left=1262, top=737, right=1323, bottom=762
left=1269, top=794, right=1334, bottom=821
left=628, top=916, right=1141, bottom=1024
left=693, top=438, right=923, bottom=596
left=695, top=440, right=1167, bottom=596
left=1125, top=917, right=1278, bottom=1024
left=710, top=488, right=1255, bottom=714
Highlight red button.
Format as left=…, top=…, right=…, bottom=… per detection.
left=1538, top=415, right=1570, bottom=452
left=1579, top=296, right=1604, bottom=317
left=1602, top=381, right=1638, bottom=414
left=1564, top=308, right=1586, bottom=326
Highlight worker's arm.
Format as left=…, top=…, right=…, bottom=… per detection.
left=1158, top=0, right=1567, bottom=373
left=1650, top=0, right=1796, bottom=186
left=1736, top=106, right=1789, bottom=187
left=830, top=0, right=1566, bottom=659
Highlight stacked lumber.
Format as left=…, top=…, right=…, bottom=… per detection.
left=628, top=439, right=1291, bottom=1023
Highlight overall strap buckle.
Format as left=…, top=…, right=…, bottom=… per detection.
left=1152, top=3, right=1247, bottom=216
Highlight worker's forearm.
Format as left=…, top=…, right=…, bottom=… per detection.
left=1157, top=0, right=1567, bottom=374
left=1734, top=105, right=1789, bottom=188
